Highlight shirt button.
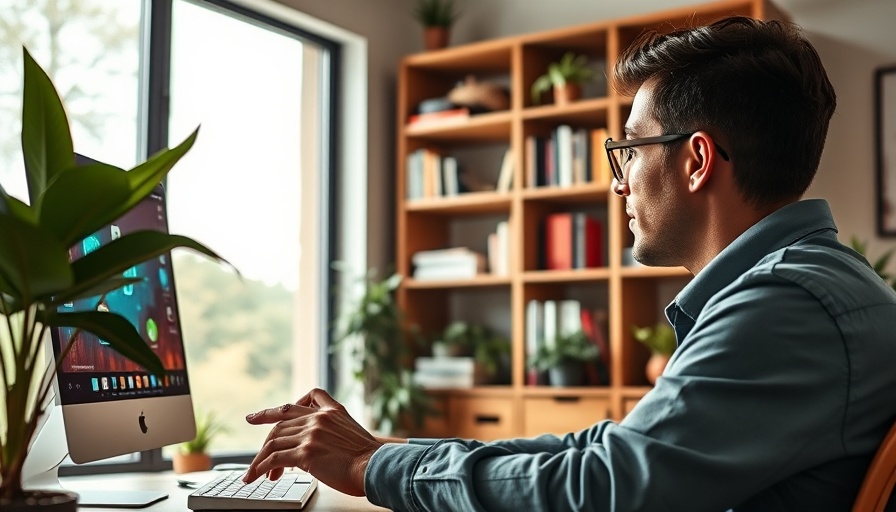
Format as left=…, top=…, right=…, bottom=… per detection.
left=420, top=466, right=428, bottom=473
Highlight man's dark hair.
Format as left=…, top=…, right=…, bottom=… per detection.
left=614, top=16, right=836, bottom=209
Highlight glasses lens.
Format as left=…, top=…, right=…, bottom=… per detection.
left=608, top=146, right=631, bottom=182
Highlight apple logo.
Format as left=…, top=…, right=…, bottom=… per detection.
left=138, top=411, right=148, bottom=434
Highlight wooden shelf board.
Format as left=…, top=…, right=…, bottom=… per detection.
left=619, top=266, right=691, bottom=278
left=522, top=97, right=611, bottom=123
left=406, top=192, right=512, bottom=214
left=522, top=386, right=611, bottom=398
left=522, top=184, right=611, bottom=203
left=405, top=111, right=512, bottom=142
left=404, top=40, right=513, bottom=72
left=620, top=386, right=654, bottom=397
left=405, top=275, right=512, bottom=289
left=423, top=386, right=515, bottom=397
left=523, top=268, right=611, bottom=283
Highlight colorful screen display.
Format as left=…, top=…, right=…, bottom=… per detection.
left=51, top=186, right=190, bottom=405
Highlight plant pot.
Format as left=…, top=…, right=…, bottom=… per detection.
left=423, top=26, right=450, bottom=51
left=552, top=83, right=582, bottom=105
left=549, top=361, right=584, bottom=387
left=0, top=490, right=78, bottom=512
left=172, top=452, right=212, bottom=474
left=645, top=352, right=671, bottom=385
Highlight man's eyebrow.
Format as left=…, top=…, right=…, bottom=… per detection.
left=624, top=127, right=638, bottom=139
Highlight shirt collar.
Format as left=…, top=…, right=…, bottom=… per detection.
left=665, top=199, right=838, bottom=333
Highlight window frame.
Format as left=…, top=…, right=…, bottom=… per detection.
left=59, top=0, right=345, bottom=476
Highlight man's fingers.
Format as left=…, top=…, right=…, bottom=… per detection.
left=244, top=438, right=304, bottom=484
left=295, top=387, right=340, bottom=409
left=246, top=403, right=313, bottom=424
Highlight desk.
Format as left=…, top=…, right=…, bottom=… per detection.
left=61, top=470, right=389, bottom=511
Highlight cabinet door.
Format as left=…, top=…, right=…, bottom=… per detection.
left=523, top=396, right=610, bottom=437
left=450, top=396, right=515, bottom=441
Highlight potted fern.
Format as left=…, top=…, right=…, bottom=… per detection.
left=413, top=0, right=460, bottom=51
left=528, top=331, right=599, bottom=387
left=172, top=411, right=229, bottom=474
left=531, top=52, right=595, bottom=105
left=0, top=48, right=229, bottom=509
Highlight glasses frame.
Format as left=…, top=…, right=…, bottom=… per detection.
left=604, top=133, right=730, bottom=184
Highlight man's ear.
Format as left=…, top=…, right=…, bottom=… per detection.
left=686, top=132, right=718, bottom=192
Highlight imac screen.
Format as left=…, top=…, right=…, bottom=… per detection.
left=50, top=186, right=189, bottom=405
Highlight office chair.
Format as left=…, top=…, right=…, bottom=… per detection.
left=853, top=419, right=896, bottom=512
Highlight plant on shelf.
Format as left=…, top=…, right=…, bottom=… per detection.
left=412, top=0, right=460, bottom=51
left=435, top=321, right=511, bottom=384
left=531, top=52, right=594, bottom=105
left=0, top=48, right=229, bottom=507
left=849, top=236, right=896, bottom=290
left=333, top=265, right=432, bottom=435
left=632, top=322, right=677, bottom=385
left=173, top=410, right=229, bottom=474
left=529, top=331, right=599, bottom=387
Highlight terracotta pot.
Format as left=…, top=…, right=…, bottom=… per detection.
left=553, top=83, right=582, bottom=105
left=0, top=490, right=78, bottom=512
left=423, top=27, right=450, bottom=51
left=645, top=353, right=671, bottom=385
left=172, top=452, right=212, bottom=474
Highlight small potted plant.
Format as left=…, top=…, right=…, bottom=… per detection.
left=433, top=321, right=511, bottom=384
left=632, top=322, right=677, bottom=384
left=332, top=265, right=432, bottom=435
left=1, top=48, right=229, bottom=509
left=413, top=0, right=460, bottom=51
left=531, top=52, right=594, bottom=105
left=529, top=331, right=599, bottom=387
left=173, top=411, right=229, bottom=474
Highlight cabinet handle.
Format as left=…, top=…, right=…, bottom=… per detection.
left=553, top=396, right=581, bottom=403
left=474, top=415, right=501, bottom=424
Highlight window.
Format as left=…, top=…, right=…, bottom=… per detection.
left=0, top=0, right=356, bottom=471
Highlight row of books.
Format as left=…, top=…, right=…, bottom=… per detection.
left=412, top=356, right=486, bottom=389
left=412, top=247, right=486, bottom=281
left=406, top=148, right=515, bottom=200
left=525, top=126, right=613, bottom=188
left=541, top=213, right=605, bottom=270
left=525, top=299, right=610, bottom=386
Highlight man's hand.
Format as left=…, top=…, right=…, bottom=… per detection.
left=243, top=388, right=383, bottom=497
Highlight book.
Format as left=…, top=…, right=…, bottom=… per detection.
left=590, top=127, right=612, bottom=184
left=525, top=300, right=544, bottom=386
left=573, top=213, right=604, bottom=268
left=407, top=107, right=470, bottom=127
left=544, top=213, right=574, bottom=270
left=496, top=148, right=515, bottom=193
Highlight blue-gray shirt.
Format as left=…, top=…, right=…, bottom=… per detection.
left=365, top=199, right=896, bottom=511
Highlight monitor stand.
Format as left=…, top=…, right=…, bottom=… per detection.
left=23, top=405, right=168, bottom=508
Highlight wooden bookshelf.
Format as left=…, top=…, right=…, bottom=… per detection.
left=396, top=0, right=785, bottom=439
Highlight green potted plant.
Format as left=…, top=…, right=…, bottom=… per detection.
left=413, top=0, right=460, bottom=51
left=332, top=266, right=432, bottom=435
left=435, top=321, right=510, bottom=384
left=530, top=52, right=595, bottom=105
left=173, top=410, right=229, bottom=474
left=0, top=48, right=229, bottom=508
left=529, top=331, right=599, bottom=387
left=632, top=322, right=677, bottom=384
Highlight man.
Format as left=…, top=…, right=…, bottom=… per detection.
left=243, top=16, right=896, bottom=511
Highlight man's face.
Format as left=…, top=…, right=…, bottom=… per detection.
left=621, top=82, right=695, bottom=267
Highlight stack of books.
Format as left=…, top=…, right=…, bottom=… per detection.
left=412, top=247, right=486, bottom=281
left=413, top=356, right=485, bottom=389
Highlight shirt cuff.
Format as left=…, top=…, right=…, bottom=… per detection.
left=365, top=441, right=430, bottom=511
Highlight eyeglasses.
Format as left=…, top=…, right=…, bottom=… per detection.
left=604, top=133, right=730, bottom=184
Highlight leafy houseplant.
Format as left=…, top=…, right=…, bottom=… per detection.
left=413, top=0, right=460, bottom=51
left=436, top=321, right=510, bottom=384
left=530, top=52, right=595, bottom=105
left=0, top=48, right=228, bottom=505
left=173, top=411, right=229, bottom=474
left=632, top=322, right=677, bottom=384
left=333, top=267, right=431, bottom=435
left=529, top=331, right=599, bottom=387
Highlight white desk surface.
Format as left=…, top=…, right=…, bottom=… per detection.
left=61, top=470, right=389, bottom=511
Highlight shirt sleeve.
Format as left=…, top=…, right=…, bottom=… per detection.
left=365, top=276, right=848, bottom=512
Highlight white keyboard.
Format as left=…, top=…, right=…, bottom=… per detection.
left=187, top=470, right=317, bottom=510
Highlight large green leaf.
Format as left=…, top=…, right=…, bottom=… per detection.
left=41, top=310, right=165, bottom=377
left=21, top=47, right=74, bottom=205
left=122, top=128, right=199, bottom=211
left=69, top=230, right=232, bottom=300
left=38, top=162, right=131, bottom=247
left=50, top=276, right=144, bottom=308
left=0, top=214, right=72, bottom=301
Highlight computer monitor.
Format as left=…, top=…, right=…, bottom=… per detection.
left=23, top=176, right=197, bottom=507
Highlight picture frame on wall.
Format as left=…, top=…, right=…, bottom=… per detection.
left=876, top=65, right=896, bottom=236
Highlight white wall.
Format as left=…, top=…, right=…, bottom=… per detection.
left=273, top=0, right=896, bottom=263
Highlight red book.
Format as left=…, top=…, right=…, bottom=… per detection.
left=544, top=213, right=573, bottom=270
left=573, top=214, right=604, bottom=268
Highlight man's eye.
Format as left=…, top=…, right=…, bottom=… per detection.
left=624, top=148, right=635, bottom=162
